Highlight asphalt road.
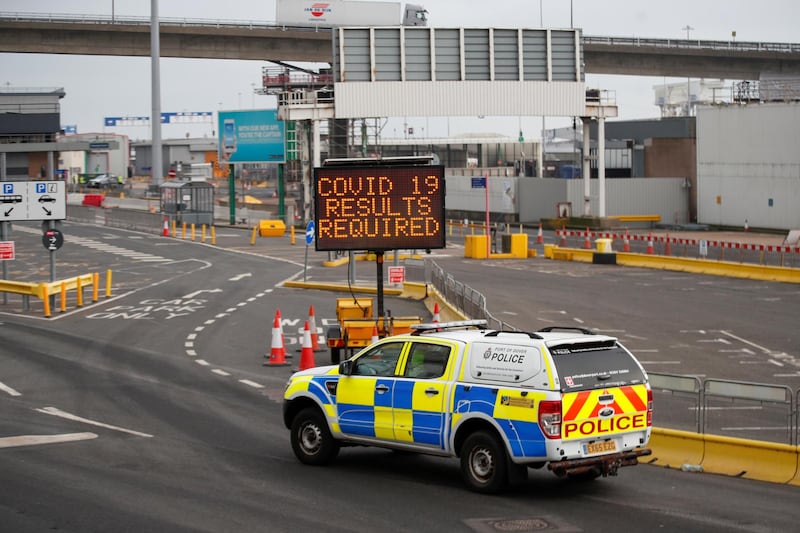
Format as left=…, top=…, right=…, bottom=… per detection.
left=1, top=220, right=798, bottom=532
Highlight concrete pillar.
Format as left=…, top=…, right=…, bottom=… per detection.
left=582, top=118, right=591, bottom=216
left=598, top=116, right=606, bottom=218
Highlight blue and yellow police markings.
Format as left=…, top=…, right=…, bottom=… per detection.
left=453, top=385, right=548, bottom=458
left=392, top=380, right=446, bottom=447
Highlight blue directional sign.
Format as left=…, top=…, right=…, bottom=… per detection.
left=305, top=221, right=315, bottom=245
left=471, top=177, right=487, bottom=189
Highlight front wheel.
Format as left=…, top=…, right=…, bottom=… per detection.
left=460, top=431, right=509, bottom=494
left=290, top=407, right=340, bottom=466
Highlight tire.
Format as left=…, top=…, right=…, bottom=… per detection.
left=460, top=431, right=509, bottom=494
left=290, top=407, right=339, bottom=466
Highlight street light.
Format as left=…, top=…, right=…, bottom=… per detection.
left=682, top=25, right=694, bottom=116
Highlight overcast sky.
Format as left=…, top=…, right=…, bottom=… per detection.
left=1, top=0, right=797, bottom=141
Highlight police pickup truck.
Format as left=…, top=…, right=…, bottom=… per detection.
left=283, top=320, right=652, bottom=493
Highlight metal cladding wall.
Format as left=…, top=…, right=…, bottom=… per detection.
left=333, top=27, right=585, bottom=118
left=697, top=103, right=800, bottom=230
left=446, top=175, right=688, bottom=224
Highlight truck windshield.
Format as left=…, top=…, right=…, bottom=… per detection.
left=548, top=341, right=647, bottom=392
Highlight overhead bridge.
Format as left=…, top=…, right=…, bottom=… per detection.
left=1, top=13, right=799, bottom=79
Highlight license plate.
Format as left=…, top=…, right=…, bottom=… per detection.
left=584, top=441, right=616, bottom=454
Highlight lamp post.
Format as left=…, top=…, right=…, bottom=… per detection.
left=682, top=25, right=694, bottom=116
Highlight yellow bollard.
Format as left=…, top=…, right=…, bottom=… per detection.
left=105, top=269, right=112, bottom=298
left=191, top=223, right=196, bottom=241
left=76, top=276, right=83, bottom=307
left=60, top=281, right=67, bottom=313
left=171, top=219, right=176, bottom=237
left=181, top=222, right=187, bottom=239
left=211, top=226, right=216, bottom=245
left=291, top=225, right=296, bottom=245
left=92, top=272, right=99, bottom=302
left=250, top=226, right=258, bottom=246
left=43, top=286, right=51, bottom=318
left=201, top=224, right=207, bottom=243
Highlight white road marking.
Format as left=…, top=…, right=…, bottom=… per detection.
left=212, top=369, right=230, bottom=376
left=0, top=381, right=22, bottom=397
left=195, top=359, right=210, bottom=366
left=204, top=319, right=215, bottom=325
left=239, top=380, right=264, bottom=389
left=228, top=273, right=252, bottom=281
left=0, top=432, right=98, bottom=449
left=640, top=360, right=681, bottom=364
left=186, top=350, right=196, bottom=357
left=187, top=334, right=197, bottom=340
left=35, top=407, right=153, bottom=438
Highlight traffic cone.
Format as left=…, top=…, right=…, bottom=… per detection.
left=162, top=217, right=169, bottom=237
left=583, top=227, right=592, bottom=249
left=664, top=233, right=672, bottom=256
left=264, top=312, right=288, bottom=366
left=297, top=320, right=316, bottom=371
left=432, top=302, right=441, bottom=323
left=622, top=230, right=631, bottom=252
left=537, top=223, right=544, bottom=244
left=308, top=304, right=321, bottom=352
left=276, top=308, right=287, bottom=356
left=646, top=232, right=655, bottom=255
left=370, top=325, right=379, bottom=344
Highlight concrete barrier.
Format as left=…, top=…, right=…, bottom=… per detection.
left=701, top=433, right=799, bottom=484
left=648, top=427, right=704, bottom=468
left=648, top=427, right=800, bottom=485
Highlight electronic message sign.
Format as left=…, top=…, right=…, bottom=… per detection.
left=314, top=165, right=446, bottom=252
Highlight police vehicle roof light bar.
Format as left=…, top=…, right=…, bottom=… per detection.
left=410, top=319, right=488, bottom=335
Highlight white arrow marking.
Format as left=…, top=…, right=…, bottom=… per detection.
left=228, top=273, right=252, bottom=281
left=182, top=289, right=222, bottom=299
left=35, top=407, right=153, bottom=438
left=0, top=380, right=21, bottom=397
left=0, top=432, right=98, bottom=449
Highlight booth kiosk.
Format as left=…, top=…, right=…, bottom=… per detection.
left=160, top=181, right=215, bottom=227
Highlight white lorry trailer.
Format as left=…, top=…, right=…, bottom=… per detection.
left=276, top=0, right=427, bottom=27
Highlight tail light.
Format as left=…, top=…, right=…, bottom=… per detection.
left=646, top=388, right=653, bottom=427
left=538, top=400, right=562, bottom=439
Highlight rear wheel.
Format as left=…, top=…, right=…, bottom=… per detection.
left=460, top=431, right=509, bottom=494
left=290, top=407, right=339, bottom=466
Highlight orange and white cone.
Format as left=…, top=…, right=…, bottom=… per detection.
left=432, top=302, right=441, bottom=323
left=583, top=227, right=592, bottom=249
left=370, top=325, right=379, bottom=345
left=537, top=223, right=544, bottom=244
left=622, top=230, right=631, bottom=252
left=297, top=320, right=316, bottom=371
left=264, top=312, right=288, bottom=366
left=162, top=217, right=169, bottom=237
left=646, top=232, right=655, bottom=255
left=308, top=304, right=321, bottom=352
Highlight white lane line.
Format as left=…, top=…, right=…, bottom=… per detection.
left=187, top=334, right=197, bottom=341
left=0, top=381, right=22, bottom=397
left=0, top=432, right=98, bottom=449
left=195, top=359, right=210, bottom=366
left=35, top=407, right=153, bottom=438
left=186, top=350, right=197, bottom=357
left=212, top=369, right=230, bottom=376
left=239, top=380, right=264, bottom=389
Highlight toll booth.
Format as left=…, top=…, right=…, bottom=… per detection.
left=160, top=181, right=215, bottom=226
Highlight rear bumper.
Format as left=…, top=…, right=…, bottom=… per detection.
left=547, top=448, right=652, bottom=478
